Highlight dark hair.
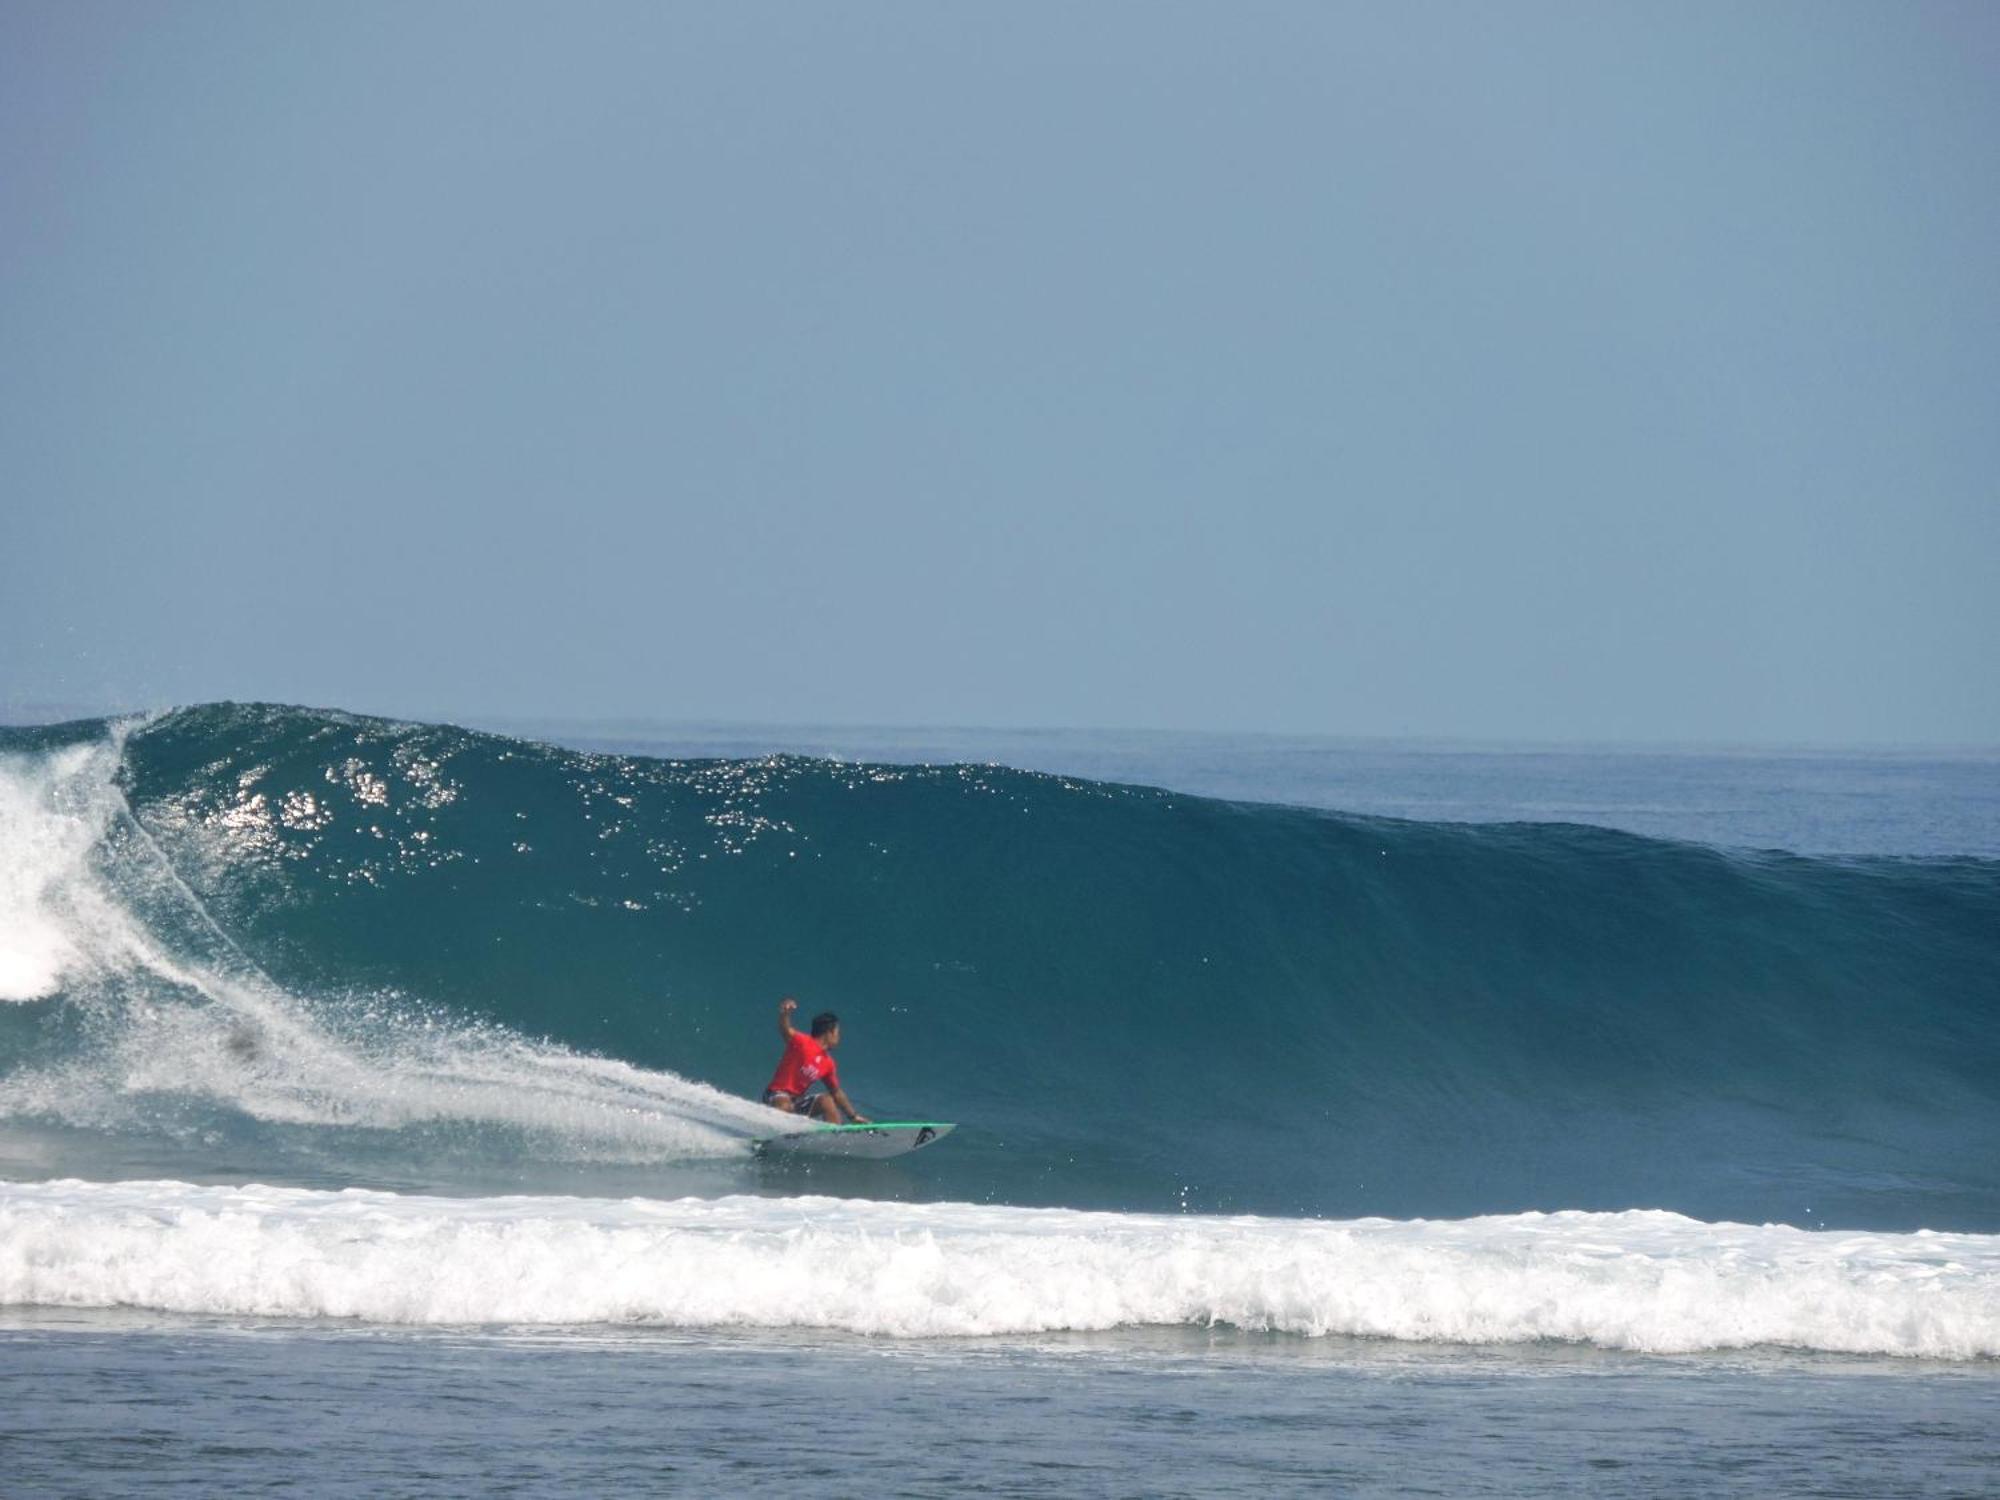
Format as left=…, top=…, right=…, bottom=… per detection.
left=810, top=1011, right=840, bottom=1039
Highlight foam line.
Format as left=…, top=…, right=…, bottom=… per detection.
left=3, top=1180, right=1995, bottom=1357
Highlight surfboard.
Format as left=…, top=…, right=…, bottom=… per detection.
left=753, top=1121, right=955, bottom=1160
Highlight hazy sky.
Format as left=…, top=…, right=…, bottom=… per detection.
left=4, top=2, right=1996, bottom=743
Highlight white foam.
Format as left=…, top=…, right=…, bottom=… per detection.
left=2, top=1179, right=1994, bottom=1358
left=0, top=731, right=802, bottom=1157
left=0, top=741, right=127, bottom=1001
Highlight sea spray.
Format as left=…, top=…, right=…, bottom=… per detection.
left=0, top=722, right=803, bottom=1162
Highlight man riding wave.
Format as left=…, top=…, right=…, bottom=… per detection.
left=763, top=996, right=869, bottom=1124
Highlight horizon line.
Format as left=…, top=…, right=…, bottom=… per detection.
left=5, top=696, right=1998, bottom=759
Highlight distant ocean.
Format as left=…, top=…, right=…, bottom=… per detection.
left=2, top=705, right=1995, bottom=1496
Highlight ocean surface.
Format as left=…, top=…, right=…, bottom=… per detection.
left=2, top=703, right=1995, bottom=1495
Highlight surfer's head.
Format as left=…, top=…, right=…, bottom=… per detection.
left=810, top=1011, right=841, bottom=1046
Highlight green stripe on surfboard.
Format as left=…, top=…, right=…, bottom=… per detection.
left=803, top=1122, right=952, bottom=1132
left=752, top=1121, right=955, bottom=1160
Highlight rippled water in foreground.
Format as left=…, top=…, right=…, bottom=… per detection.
left=5, top=1313, right=1996, bottom=1499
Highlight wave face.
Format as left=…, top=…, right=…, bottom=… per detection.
left=2, top=703, right=1997, bottom=1231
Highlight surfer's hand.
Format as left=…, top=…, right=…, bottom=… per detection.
left=779, top=997, right=797, bottom=1014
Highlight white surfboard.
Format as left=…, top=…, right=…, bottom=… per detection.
left=753, top=1122, right=955, bottom=1160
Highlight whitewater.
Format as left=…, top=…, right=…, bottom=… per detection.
left=5, top=1179, right=1997, bottom=1357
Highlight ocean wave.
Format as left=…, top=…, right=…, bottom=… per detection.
left=1, top=703, right=1996, bottom=1227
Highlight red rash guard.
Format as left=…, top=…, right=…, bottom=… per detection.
left=767, top=1031, right=838, bottom=1098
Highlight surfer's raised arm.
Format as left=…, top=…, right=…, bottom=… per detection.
left=777, top=996, right=799, bottom=1038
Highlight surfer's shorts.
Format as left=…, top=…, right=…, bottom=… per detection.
left=763, top=1087, right=825, bottom=1114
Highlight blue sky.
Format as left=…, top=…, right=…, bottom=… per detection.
left=4, top=2, right=1995, bottom=743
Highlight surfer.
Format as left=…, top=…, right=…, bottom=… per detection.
left=763, top=997, right=869, bottom=1124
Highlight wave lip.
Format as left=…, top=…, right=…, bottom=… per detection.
left=3, top=1180, right=1995, bottom=1359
